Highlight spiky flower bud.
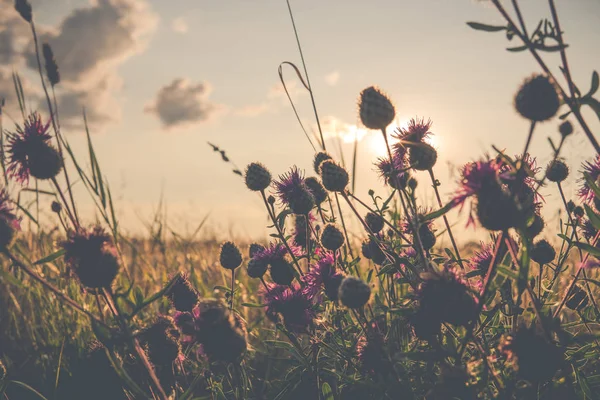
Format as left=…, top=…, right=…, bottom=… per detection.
left=247, top=257, right=268, bottom=279
left=142, top=316, right=181, bottom=367
left=338, top=276, right=371, bottom=309
left=166, top=272, right=199, bottom=312
left=409, top=143, right=437, bottom=171
left=270, top=258, right=294, bottom=285
left=418, top=224, right=436, bottom=251
left=288, top=186, right=315, bottom=215
left=51, top=200, right=62, bottom=213
left=361, top=239, right=372, bottom=259
left=304, top=177, right=327, bottom=205
left=249, top=243, right=265, bottom=258
left=545, top=159, right=569, bottom=183
left=29, top=143, right=63, bottom=180
left=244, top=162, right=272, bottom=191
left=408, top=177, right=418, bottom=190
left=321, top=223, right=345, bottom=251
left=476, top=185, right=520, bottom=231
left=267, top=195, right=276, bottom=205
left=42, top=43, right=60, bottom=86
left=530, top=239, right=556, bottom=264
left=320, top=160, right=349, bottom=192
left=573, top=206, right=585, bottom=219
left=313, top=151, right=332, bottom=174
left=566, top=285, right=589, bottom=312
left=358, top=86, right=395, bottom=130
left=368, top=238, right=387, bottom=265
left=514, top=74, right=560, bottom=122
left=14, top=0, right=32, bottom=23
left=559, top=121, right=573, bottom=137
left=220, top=241, right=242, bottom=270
left=365, top=212, right=384, bottom=233
left=324, top=274, right=344, bottom=301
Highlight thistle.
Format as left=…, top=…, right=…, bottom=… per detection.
left=141, top=316, right=181, bottom=367
left=365, top=212, right=384, bottom=233
left=545, top=159, right=569, bottom=183
left=273, top=167, right=315, bottom=214
left=262, top=283, right=316, bottom=332
left=320, top=223, right=345, bottom=251
left=514, top=74, right=560, bottom=122
left=338, top=276, right=371, bottom=309
left=530, top=239, right=556, bottom=265
left=313, top=151, right=332, bottom=174
left=319, top=160, right=349, bottom=192
left=244, top=162, right=272, bottom=191
left=166, top=272, right=199, bottom=312
left=304, top=177, right=328, bottom=205
left=219, top=241, right=242, bottom=270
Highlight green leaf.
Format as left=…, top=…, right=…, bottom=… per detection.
left=590, top=71, right=599, bottom=97
left=572, top=241, right=600, bottom=258
left=421, top=201, right=454, bottom=223
left=585, top=204, right=600, bottom=231
left=506, top=45, right=528, bottom=52
left=321, top=383, right=334, bottom=400
left=241, top=302, right=266, bottom=308
left=466, top=22, right=506, bottom=32
left=497, top=265, right=518, bottom=280
left=33, top=249, right=65, bottom=265
left=582, top=97, right=600, bottom=123
left=8, top=381, right=49, bottom=400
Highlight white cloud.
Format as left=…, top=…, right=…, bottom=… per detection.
left=235, top=103, right=270, bottom=117
left=145, top=78, right=224, bottom=128
left=324, top=70, right=340, bottom=86
left=320, top=116, right=369, bottom=143
left=171, top=17, right=188, bottom=34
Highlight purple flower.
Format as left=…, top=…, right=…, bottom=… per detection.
left=253, top=241, right=302, bottom=265
left=499, top=153, right=543, bottom=204
left=469, top=241, right=495, bottom=274
left=579, top=155, right=600, bottom=205
left=7, top=112, right=52, bottom=183
left=273, top=166, right=305, bottom=203
left=302, top=250, right=344, bottom=299
left=261, top=283, right=316, bottom=333
left=580, top=218, right=598, bottom=242
left=392, top=117, right=433, bottom=144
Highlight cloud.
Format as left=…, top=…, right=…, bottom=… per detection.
left=235, top=103, right=270, bottom=117
left=324, top=71, right=340, bottom=86
left=145, top=78, right=223, bottom=128
left=268, top=80, right=306, bottom=103
left=319, top=116, right=369, bottom=143
left=171, top=17, right=188, bottom=34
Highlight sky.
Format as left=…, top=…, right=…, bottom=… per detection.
left=0, top=0, right=599, bottom=242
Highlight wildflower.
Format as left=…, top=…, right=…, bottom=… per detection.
left=580, top=218, right=598, bottom=241
left=469, top=241, right=495, bottom=275
left=338, top=276, right=371, bottom=309
left=530, top=239, right=556, bottom=264
left=7, top=112, right=62, bottom=183
left=247, top=257, right=268, bottom=279
left=269, top=257, right=295, bottom=285
left=393, top=117, right=433, bottom=144
left=62, top=226, right=120, bottom=289
left=320, top=223, right=345, bottom=251
left=313, top=151, right=332, bottom=174
left=166, top=272, right=199, bottom=312
left=545, top=159, right=569, bottom=183
left=365, top=212, right=384, bottom=233
left=579, top=155, right=600, bottom=205
left=409, top=143, right=438, bottom=171
left=302, top=251, right=344, bottom=300
left=514, top=74, right=560, bottom=122
left=292, top=214, right=316, bottom=249
left=574, top=206, right=585, bottom=219
left=358, top=86, right=395, bottom=130
left=356, top=333, right=387, bottom=375
left=417, top=269, right=478, bottom=327
left=174, top=299, right=247, bottom=362
left=319, top=160, right=349, bottom=192
left=565, top=285, right=589, bottom=312
left=273, top=167, right=315, bottom=214
left=0, top=189, right=20, bottom=250
left=304, top=177, right=328, bottom=205
left=251, top=241, right=301, bottom=284
left=403, top=209, right=436, bottom=251
left=559, top=120, right=573, bottom=137
left=51, top=200, right=62, bottom=213
left=262, top=283, right=316, bottom=332
left=526, top=212, right=545, bottom=239
left=367, top=236, right=387, bottom=265
left=244, top=162, right=272, bottom=191
left=249, top=243, right=265, bottom=258
left=42, top=43, right=60, bottom=86
left=500, top=325, right=563, bottom=382
left=141, top=316, right=181, bottom=367
left=375, top=155, right=409, bottom=189
left=219, top=241, right=242, bottom=270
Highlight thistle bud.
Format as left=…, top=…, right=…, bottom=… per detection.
left=320, top=223, right=345, bottom=251
left=338, top=276, right=371, bottom=309
left=573, top=206, right=585, bottom=219
left=361, top=239, right=372, bottom=259
left=166, top=272, right=199, bottom=312
left=247, top=257, right=268, bottom=279
left=409, top=143, right=437, bottom=171
left=514, top=74, right=560, bottom=122
left=28, top=143, right=63, bottom=180
left=526, top=213, right=545, bottom=239
left=530, top=239, right=556, bottom=265
left=42, top=43, right=60, bottom=86
left=249, top=243, right=265, bottom=258
left=313, top=151, right=332, bottom=174
left=51, top=201, right=62, bottom=213
left=320, top=160, right=349, bottom=192
left=270, top=258, right=294, bottom=285
left=220, top=241, right=242, bottom=270
left=267, top=195, right=276, bottom=206
left=545, top=159, right=569, bottom=183
left=418, top=224, right=436, bottom=251
left=288, top=186, right=315, bottom=215
left=358, top=86, right=395, bottom=130
left=559, top=121, right=573, bottom=137
left=408, top=177, right=418, bottom=190
left=244, top=162, right=272, bottom=191
left=14, top=0, right=32, bottom=23
left=365, top=212, right=384, bottom=233
left=304, top=177, right=328, bottom=205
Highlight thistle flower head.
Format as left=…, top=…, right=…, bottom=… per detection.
left=141, top=316, right=181, bottom=367
left=313, top=151, right=332, bottom=174
left=580, top=218, right=598, bottom=241
left=62, top=226, right=119, bottom=289
left=338, top=276, right=371, bottom=309
left=269, top=257, right=295, bottom=285
left=262, top=283, right=316, bottom=333
left=7, top=112, right=62, bottom=184
left=304, top=177, right=328, bottom=205
left=319, top=160, right=349, bottom=192
left=358, top=86, right=395, bottom=130
left=530, top=239, right=556, bottom=265
left=374, top=154, right=408, bottom=189
left=252, top=241, right=302, bottom=265
left=244, top=162, right=272, bottom=191
left=249, top=243, right=265, bottom=258
left=409, top=143, right=438, bottom=171
left=302, top=250, right=344, bottom=300
left=514, top=74, right=560, bottom=122
left=394, top=117, right=433, bottom=143
left=451, top=159, right=502, bottom=210
left=545, top=159, right=569, bottom=183
left=469, top=241, right=495, bottom=275
left=559, top=120, right=573, bottom=137
left=274, top=166, right=315, bottom=214
left=219, top=241, right=242, bottom=270
left=166, top=272, right=199, bottom=312
left=579, top=155, right=600, bottom=205
left=365, top=212, right=385, bottom=233
left=320, top=223, right=345, bottom=251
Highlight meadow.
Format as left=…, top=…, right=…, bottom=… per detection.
left=2, top=0, right=600, bottom=399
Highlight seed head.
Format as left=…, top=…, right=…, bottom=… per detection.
left=530, top=239, right=555, bottom=264
left=270, top=258, right=294, bottom=285
left=514, top=74, right=560, bottom=122
left=365, top=212, right=384, bottom=233
left=274, top=167, right=315, bottom=214
left=418, top=224, right=437, bottom=251
left=559, top=120, right=573, bottom=137
left=338, top=276, right=371, bottom=309
left=220, top=241, right=242, bottom=270
left=476, top=186, right=520, bottom=231
left=320, top=223, right=345, bottom=251
left=14, top=0, right=32, bottom=23
left=142, top=316, right=181, bottom=367
left=51, top=200, right=62, bottom=213
left=42, top=43, right=60, bottom=86
left=361, top=239, right=371, bottom=259
left=320, top=160, right=349, bottom=192
left=247, top=257, right=268, bottom=279
left=358, top=86, right=395, bottom=130
left=244, top=162, right=272, bottom=191
left=166, top=272, right=199, bottom=312
left=249, top=243, right=265, bottom=258
left=545, top=159, right=569, bottom=183
left=304, top=177, right=327, bottom=205
left=409, top=143, right=437, bottom=171
left=313, top=151, right=332, bottom=174
left=566, top=285, right=589, bottom=312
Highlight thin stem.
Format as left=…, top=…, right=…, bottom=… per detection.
left=230, top=269, right=235, bottom=311
left=521, top=121, right=536, bottom=161
left=334, top=193, right=356, bottom=262
left=347, top=192, right=412, bottom=243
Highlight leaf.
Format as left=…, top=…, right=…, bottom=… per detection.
left=497, top=265, right=518, bottom=280
left=582, top=97, right=600, bottom=123
left=241, top=302, right=266, bottom=308
left=321, top=383, right=334, bottom=400
left=584, top=204, right=600, bottom=231
left=8, top=382, right=49, bottom=400
left=584, top=172, right=600, bottom=200
left=590, top=71, right=599, bottom=96
left=572, top=242, right=600, bottom=258
left=420, top=201, right=454, bottom=223
left=506, top=45, right=528, bottom=52
left=33, top=249, right=65, bottom=265
left=466, top=22, right=506, bottom=32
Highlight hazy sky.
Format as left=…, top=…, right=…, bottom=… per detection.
left=1, top=0, right=599, bottom=241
